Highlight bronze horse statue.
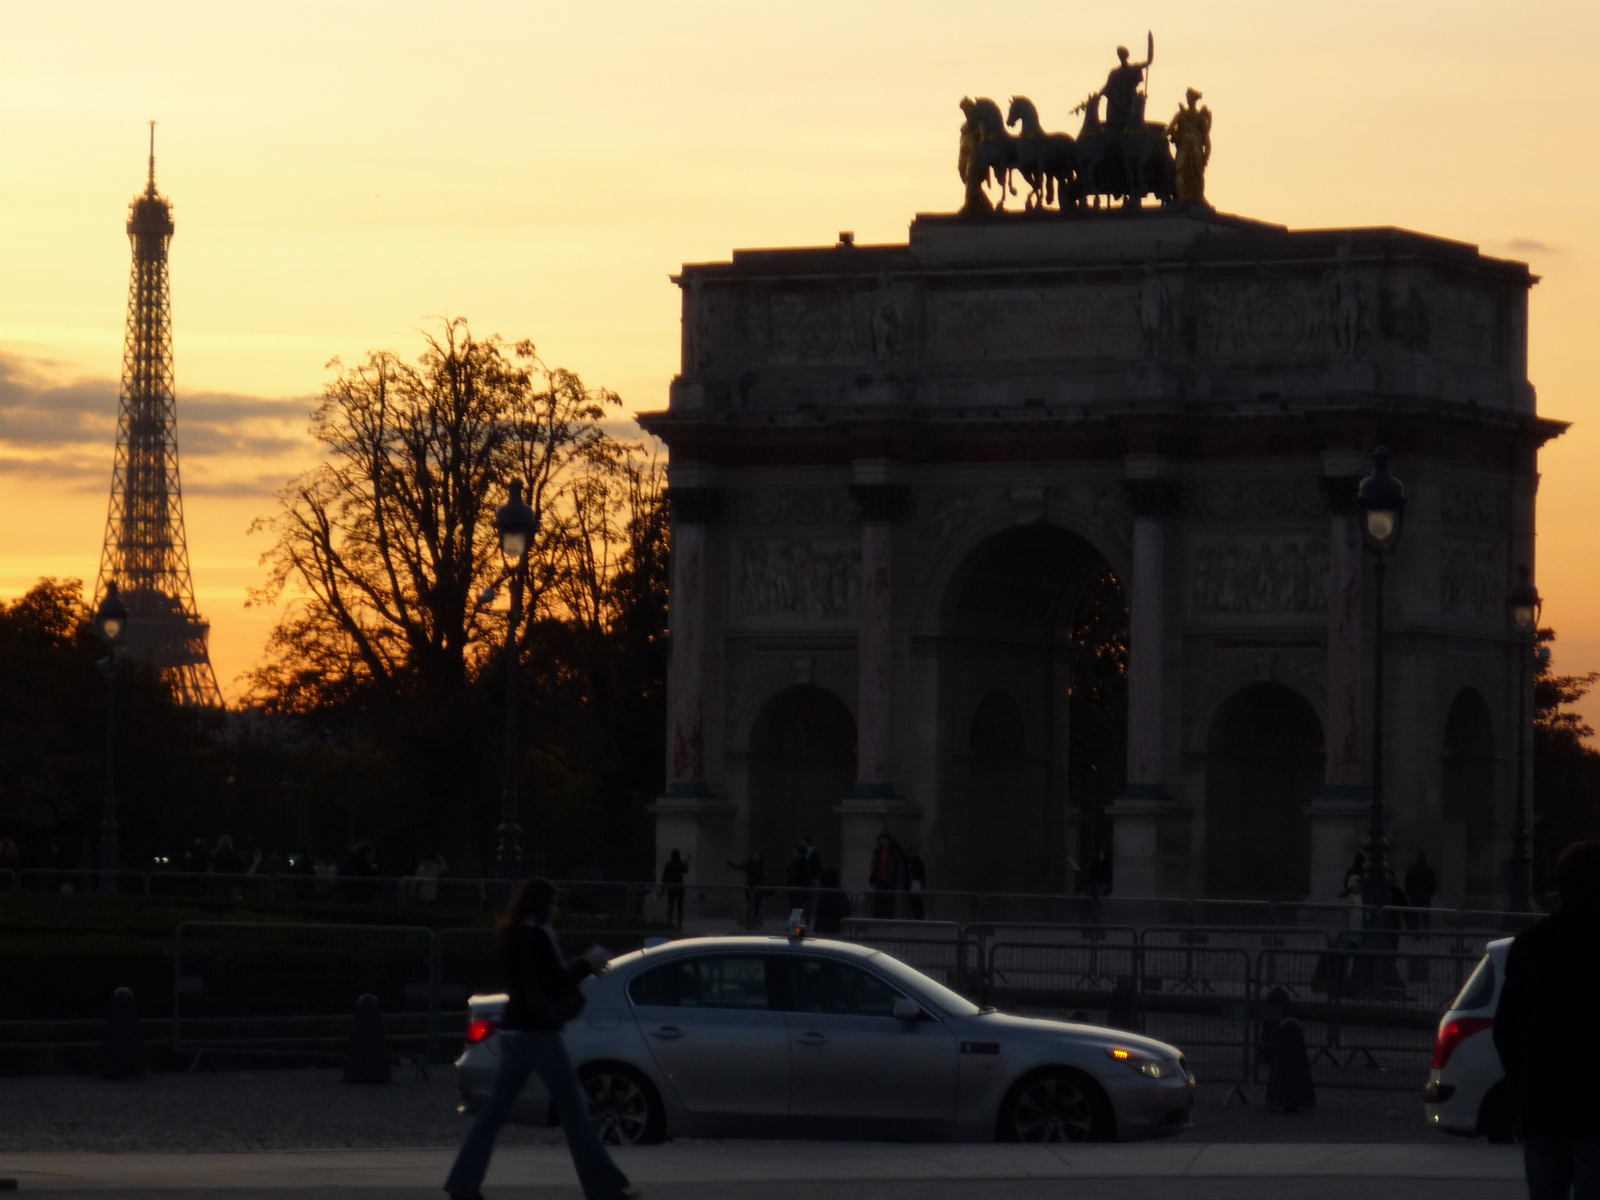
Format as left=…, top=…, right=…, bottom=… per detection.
left=959, top=96, right=1016, bottom=213
left=1004, top=96, right=1075, bottom=210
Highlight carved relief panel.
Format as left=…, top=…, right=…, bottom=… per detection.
left=735, top=538, right=860, bottom=621
left=924, top=286, right=1141, bottom=362
left=1191, top=536, right=1329, bottom=616
left=1440, top=539, right=1503, bottom=621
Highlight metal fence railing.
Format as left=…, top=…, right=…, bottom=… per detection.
left=3, top=915, right=1498, bottom=1093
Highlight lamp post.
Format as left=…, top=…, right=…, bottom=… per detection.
left=95, top=583, right=128, bottom=896
left=1506, top=565, right=1541, bottom=913
left=1356, top=448, right=1405, bottom=922
left=493, top=480, right=538, bottom=883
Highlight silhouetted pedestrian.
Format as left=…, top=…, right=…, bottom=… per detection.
left=728, top=850, right=765, bottom=928
left=661, top=849, right=689, bottom=929
left=868, top=834, right=904, bottom=920
left=444, top=878, right=630, bottom=1200
left=814, top=867, right=852, bottom=934
left=1087, top=845, right=1113, bottom=905
left=209, top=835, right=243, bottom=875
left=1495, top=841, right=1600, bottom=1200
left=905, top=847, right=927, bottom=920
left=1405, top=851, right=1437, bottom=928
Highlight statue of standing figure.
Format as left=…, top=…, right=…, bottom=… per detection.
left=1166, top=87, right=1212, bottom=205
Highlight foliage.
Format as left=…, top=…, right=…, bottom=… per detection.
left=1533, top=628, right=1600, bottom=882
left=245, top=319, right=666, bottom=875
left=1066, top=567, right=1129, bottom=859
left=0, top=578, right=225, bottom=865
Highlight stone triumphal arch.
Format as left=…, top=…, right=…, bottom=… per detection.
left=640, top=207, right=1564, bottom=907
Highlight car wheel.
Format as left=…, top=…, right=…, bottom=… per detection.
left=579, top=1063, right=664, bottom=1145
left=1000, top=1069, right=1112, bottom=1143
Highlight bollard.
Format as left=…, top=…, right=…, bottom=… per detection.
left=1264, top=1016, right=1316, bottom=1112
left=343, top=993, right=392, bottom=1084
left=101, top=986, right=146, bottom=1080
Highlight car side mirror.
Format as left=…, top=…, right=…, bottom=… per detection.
left=891, top=998, right=924, bottom=1022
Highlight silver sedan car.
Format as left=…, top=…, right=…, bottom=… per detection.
left=456, top=934, right=1194, bottom=1143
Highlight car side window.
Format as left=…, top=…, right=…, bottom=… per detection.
left=628, top=956, right=771, bottom=1010
left=787, top=957, right=904, bottom=1017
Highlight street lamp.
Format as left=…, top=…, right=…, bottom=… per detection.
left=1506, top=565, right=1541, bottom=913
left=493, top=480, right=538, bottom=882
left=95, top=583, right=128, bottom=896
left=1357, top=448, right=1405, bottom=921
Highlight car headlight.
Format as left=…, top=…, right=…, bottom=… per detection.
left=1105, top=1047, right=1179, bottom=1078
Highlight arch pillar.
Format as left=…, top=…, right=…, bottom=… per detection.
left=650, top=479, right=731, bottom=885
left=837, top=463, right=918, bottom=892
left=1306, top=461, right=1370, bottom=899
left=1108, top=458, right=1189, bottom=897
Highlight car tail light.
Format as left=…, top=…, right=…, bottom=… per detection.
left=465, top=1018, right=499, bottom=1045
left=1433, top=1016, right=1493, bottom=1069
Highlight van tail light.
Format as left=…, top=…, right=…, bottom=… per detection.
left=465, top=1018, right=500, bottom=1046
left=1433, top=1016, right=1493, bottom=1069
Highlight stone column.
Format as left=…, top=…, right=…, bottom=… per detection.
left=837, top=470, right=917, bottom=893
left=651, top=484, right=730, bottom=885
left=1308, top=462, right=1369, bottom=899
left=1108, top=464, right=1186, bottom=897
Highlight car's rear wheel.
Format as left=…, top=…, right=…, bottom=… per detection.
left=1000, top=1069, right=1112, bottom=1143
left=579, top=1063, right=664, bottom=1145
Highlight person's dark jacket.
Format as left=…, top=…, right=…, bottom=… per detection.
left=1493, top=906, right=1600, bottom=1136
left=500, top=921, right=595, bottom=1032
left=1404, top=862, right=1437, bottom=908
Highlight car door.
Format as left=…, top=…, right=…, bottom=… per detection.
left=782, top=954, right=958, bottom=1123
left=627, top=953, right=790, bottom=1116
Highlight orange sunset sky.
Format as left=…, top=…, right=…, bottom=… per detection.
left=3, top=2, right=1599, bottom=725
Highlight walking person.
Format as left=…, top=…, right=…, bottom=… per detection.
left=868, top=833, right=903, bottom=920
left=660, top=849, right=689, bottom=930
left=1404, top=850, right=1438, bottom=929
left=444, top=877, right=634, bottom=1200
left=905, top=847, right=927, bottom=920
left=727, top=849, right=765, bottom=929
left=1494, top=842, right=1600, bottom=1200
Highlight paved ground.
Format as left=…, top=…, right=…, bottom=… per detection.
left=0, top=1143, right=1526, bottom=1198
left=0, top=1069, right=1447, bottom=1152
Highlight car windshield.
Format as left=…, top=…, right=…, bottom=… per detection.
left=865, top=950, right=981, bottom=1017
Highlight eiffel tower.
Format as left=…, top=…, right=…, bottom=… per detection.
left=94, top=125, right=223, bottom=707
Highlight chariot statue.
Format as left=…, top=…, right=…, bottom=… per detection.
left=957, top=34, right=1209, bottom=215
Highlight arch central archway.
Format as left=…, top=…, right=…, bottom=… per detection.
left=1205, top=683, right=1325, bottom=899
left=936, top=525, right=1127, bottom=893
left=747, top=685, right=855, bottom=875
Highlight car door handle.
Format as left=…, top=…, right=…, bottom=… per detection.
left=794, top=1032, right=828, bottom=1046
left=650, top=1025, right=684, bottom=1040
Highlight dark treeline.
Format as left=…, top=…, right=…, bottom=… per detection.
left=0, top=320, right=667, bottom=880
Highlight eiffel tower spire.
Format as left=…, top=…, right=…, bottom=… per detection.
left=95, top=126, right=223, bottom=707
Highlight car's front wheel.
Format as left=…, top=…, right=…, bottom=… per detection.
left=579, top=1063, right=665, bottom=1145
left=999, top=1069, right=1113, bottom=1143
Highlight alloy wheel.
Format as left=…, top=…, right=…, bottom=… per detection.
left=581, top=1069, right=653, bottom=1145
left=1009, top=1073, right=1097, bottom=1142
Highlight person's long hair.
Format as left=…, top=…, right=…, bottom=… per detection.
left=499, top=877, right=558, bottom=939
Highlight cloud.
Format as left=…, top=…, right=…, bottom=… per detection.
left=0, top=348, right=317, bottom=497
left=1506, top=238, right=1557, bottom=254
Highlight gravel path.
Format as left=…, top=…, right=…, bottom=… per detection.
left=0, top=1071, right=1450, bottom=1152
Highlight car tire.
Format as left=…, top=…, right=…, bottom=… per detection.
left=998, top=1068, right=1114, bottom=1143
left=1477, top=1080, right=1516, bottom=1144
left=578, top=1062, right=666, bottom=1145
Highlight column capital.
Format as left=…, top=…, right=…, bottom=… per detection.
left=1123, top=478, right=1181, bottom=519
left=666, top=486, right=724, bottom=524
left=1320, top=475, right=1362, bottom=515
left=850, top=483, right=912, bottom=523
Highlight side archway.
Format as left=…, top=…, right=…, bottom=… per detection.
left=1442, top=688, right=1497, bottom=900
left=747, top=685, right=855, bottom=876
left=1205, top=683, right=1325, bottom=899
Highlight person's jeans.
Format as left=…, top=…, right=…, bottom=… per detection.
left=1526, top=1134, right=1600, bottom=1200
left=445, top=1029, right=631, bottom=1200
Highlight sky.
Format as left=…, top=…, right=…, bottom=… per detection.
left=2, top=0, right=1599, bottom=723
